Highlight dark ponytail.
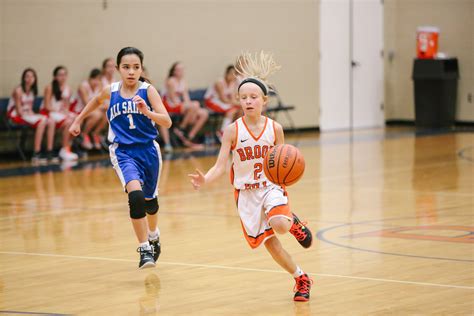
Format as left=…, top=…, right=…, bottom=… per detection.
left=52, top=66, right=66, bottom=101
left=139, top=76, right=151, bottom=84
left=21, top=68, right=38, bottom=96
left=116, top=47, right=150, bottom=83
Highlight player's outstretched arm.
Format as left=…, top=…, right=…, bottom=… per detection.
left=188, top=123, right=235, bottom=190
left=69, top=86, right=110, bottom=137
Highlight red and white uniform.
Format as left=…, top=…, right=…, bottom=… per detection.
left=231, top=116, right=292, bottom=249
left=71, top=80, right=101, bottom=114
left=161, top=79, right=185, bottom=114
left=40, top=86, right=75, bottom=127
left=7, top=89, right=46, bottom=127
left=204, top=79, right=238, bottom=113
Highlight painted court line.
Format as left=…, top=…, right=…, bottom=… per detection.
left=1, top=165, right=471, bottom=222
left=0, top=251, right=472, bottom=291
left=0, top=311, right=70, bottom=316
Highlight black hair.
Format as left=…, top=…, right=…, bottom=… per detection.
left=21, top=68, right=38, bottom=96
left=116, top=47, right=150, bottom=83
left=168, top=62, right=181, bottom=78
left=52, top=66, right=67, bottom=101
left=89, top=68, right=101, bottom=79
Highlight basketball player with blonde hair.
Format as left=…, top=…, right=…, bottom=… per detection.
left=189, top=52, right=314, bottom=301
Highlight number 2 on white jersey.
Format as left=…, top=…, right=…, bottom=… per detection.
left=254, top=163, right=263, bottom=180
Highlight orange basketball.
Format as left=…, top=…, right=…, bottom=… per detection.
left=264, top=144, right=305, bottom=186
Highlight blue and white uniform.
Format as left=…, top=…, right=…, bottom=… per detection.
left=107, top=81, right=162, bottom=199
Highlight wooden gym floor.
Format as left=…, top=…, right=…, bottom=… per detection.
left=0, top=128, right=472, bottom=315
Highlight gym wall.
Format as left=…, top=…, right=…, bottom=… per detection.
left=384, top=0, right=473, bottom=122
left=0, top=0, right=319, bottom=129
left=1, top=0, right=472, bottom=128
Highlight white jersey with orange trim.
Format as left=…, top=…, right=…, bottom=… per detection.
left=231, top=116, right=276, bottom=190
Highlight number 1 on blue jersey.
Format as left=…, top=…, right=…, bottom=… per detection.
left=127, top=114, right=136, bottom=129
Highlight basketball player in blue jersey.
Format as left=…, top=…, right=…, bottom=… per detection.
left=69, top=47, right=172, bottom=269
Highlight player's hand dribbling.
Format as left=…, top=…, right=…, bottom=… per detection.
left=188, top=169, right=205, bottom=190
left=69, top=121, right=81, bottom=137
left=133, top=95, right=149, bottom=115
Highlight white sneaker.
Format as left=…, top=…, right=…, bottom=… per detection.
left=59, top=148, right=78, bottom=161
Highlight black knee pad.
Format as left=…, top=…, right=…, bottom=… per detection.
left=129, top=190, right=146, bottom=219
left=145, top=197, right=159, bottom=215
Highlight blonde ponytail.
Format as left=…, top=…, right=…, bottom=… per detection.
left=235, top=51, right=281, bottom=88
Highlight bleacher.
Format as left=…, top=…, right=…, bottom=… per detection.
left=0, top=97, right=43, bottom=160
left=0, top=89, right=295, bottom=160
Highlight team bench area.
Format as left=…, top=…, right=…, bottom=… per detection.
left=0, top=89, right=295, bottom=160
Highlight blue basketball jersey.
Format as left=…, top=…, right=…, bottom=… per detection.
left=107, top=81, right=158, bottom=145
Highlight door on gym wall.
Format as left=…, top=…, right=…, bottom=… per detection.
left=320, top=0, right=384, bottom=131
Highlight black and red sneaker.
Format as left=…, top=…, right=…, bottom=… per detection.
left=289, top=213, right=313, bottom=248
left=294, top=273, right=313, bottom=302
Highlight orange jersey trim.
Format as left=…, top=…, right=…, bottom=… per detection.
left=240, top=222, right=274, bottom=249
left=267, top=204, right=292, bottom=221
left=242, top=116, right=268, bottom=142
left=272, top=120, right=277, bottom=144
left=230, top=121, right=238, bottom=150
left=230, top=164, right=235, bottom=186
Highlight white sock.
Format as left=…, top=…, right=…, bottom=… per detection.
left=148, top=228, right=160, bottom=240
left=292, top=266, right=304, bottom=278
left=139, top=241, right=151, bottom=250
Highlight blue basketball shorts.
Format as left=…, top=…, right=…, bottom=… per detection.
left=109, top=141, right=162, bottom=199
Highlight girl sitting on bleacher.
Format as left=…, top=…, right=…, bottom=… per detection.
left=204, top=65, right=241, bottom=141
left=7, top=68, right=55, bottom=163
left=40, top=66, right=78, bottom=162
left=74, top=68, right=105, bottom=150
left=161, top=62, right=208, bottom=150
left=101, top=57, right=116, bottom=87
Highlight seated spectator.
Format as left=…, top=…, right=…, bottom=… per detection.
left=204, top=65, right=240, bottom=140
left=40, top=66, right=78, bottom=161
left=96, top=57, right=117, bottom=149
left=101, top=57, right=116, bottom=87
left=7, top=68, right=55, bottom=163
left=75, top=68, right=105, bottom=150
left=161, top=62, right=208, bottom=151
